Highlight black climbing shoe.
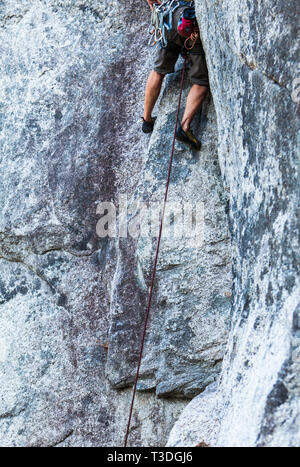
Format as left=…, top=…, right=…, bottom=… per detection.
left=175, top=125, right=201, bottom=151
left=142, top=117, right=157, bottom=134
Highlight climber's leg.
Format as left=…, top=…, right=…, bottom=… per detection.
left=143, top=41, right=181, bottom=133
left=175, top=84, right=208, bottom=150
left=181, top=84, right=208, bottom=131
left=174, top=47, right=209, bottom=150
left=143, top=70, right=165, bottom=123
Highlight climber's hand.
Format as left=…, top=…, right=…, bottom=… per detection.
left=147, top=0, right=161, bottom=11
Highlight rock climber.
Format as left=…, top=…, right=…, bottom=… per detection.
left=143, top=0, right=209, bottom=150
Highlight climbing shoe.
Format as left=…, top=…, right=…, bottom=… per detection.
left=142, top=117, right=157, bottom=134
left=175, top=125, right=202, bottom=151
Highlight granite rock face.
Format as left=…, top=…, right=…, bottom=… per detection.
left=0, top=0, right=299, bottom=448
left=106, top=89, right=231, bottom=399
left=168, top=0, right=300, bottom=447
left=0, top=0, right=231, bottom=446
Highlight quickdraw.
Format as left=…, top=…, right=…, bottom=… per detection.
left=148, top=1, right=197, bottom=50
left=148, top=0, right=181, bottom=48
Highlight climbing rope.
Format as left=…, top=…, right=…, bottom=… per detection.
left=124, top=56, right=188, bottom=448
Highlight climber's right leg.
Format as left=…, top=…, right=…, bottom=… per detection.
left=142, top=70, right=165, bottom=133
left=175, top=84, right=208, bottom=150
left=175, top=51, right=209, bottom=150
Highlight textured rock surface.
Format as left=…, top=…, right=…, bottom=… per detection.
left=0, top=0, right=231, bottom=446
left=0, top=0, right=299, bottom=448
left=106, top=89, right=231, bottom=399
left=168, top=0, right=300, bottom=448
left=168, top=382, right=219, bottom=447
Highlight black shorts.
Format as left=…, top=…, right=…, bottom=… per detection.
left=153, top=7, right=209, bottom=87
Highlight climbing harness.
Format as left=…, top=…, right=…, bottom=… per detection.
left=148, top=0, right=197, bottom=48
left=148, top=0, right=181, bottom=48
left=124, top=55, right=188, bottom=448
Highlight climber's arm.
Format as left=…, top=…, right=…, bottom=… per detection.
left=147, top=0, right=161, bottom=11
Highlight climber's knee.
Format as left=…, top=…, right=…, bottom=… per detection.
left=191, top=83, right=209, bottom=97
left=151, top=70, right=166, bottom=82
left=146, top=70, right=165, bottom=94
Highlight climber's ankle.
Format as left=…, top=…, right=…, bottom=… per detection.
left=181, top=121, right=190, bottom=132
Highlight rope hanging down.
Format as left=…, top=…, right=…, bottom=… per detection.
left=124, top=56, right=188, bottom=448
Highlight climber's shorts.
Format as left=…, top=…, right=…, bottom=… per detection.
left=152, top=7, right=209, bottom=87
left=153, top=41, right=209, bottom=87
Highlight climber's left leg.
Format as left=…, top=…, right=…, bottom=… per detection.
left=143, top=70, right=165, bottom=132
left=142, top=41, right=181, bottom=133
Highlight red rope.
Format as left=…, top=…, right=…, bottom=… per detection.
left=124, top=57, right=187, bottom=448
